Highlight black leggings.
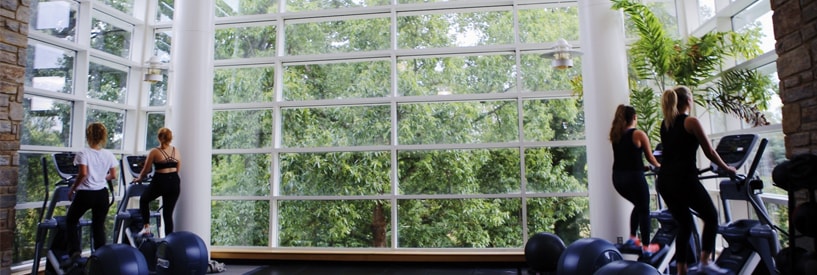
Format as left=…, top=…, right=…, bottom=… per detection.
left=612, top=170, right=652, bottom=244
left=140, top=172, right=180, bottom=235
left=66, top=189, right=110, bottom=255
left=656, top=173, right=719, bottom=264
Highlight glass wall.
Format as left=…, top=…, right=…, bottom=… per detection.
left=207, top=0, right=589, bottom=248
left=14, top=0, right=786, bottom=269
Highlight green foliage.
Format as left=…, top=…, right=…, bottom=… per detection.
left=611, top=0, right=774, bottom=140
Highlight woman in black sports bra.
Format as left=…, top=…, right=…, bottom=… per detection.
left=134, top=127, right=182, bottom=236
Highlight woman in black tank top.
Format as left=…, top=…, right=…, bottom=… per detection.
left=609, top=105, right=661, bottom=255
left=134, top=127, right=182, bottom=237
left=657, top=86, right=736, bottom=275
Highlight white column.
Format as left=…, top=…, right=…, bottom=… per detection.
left=169, top=0, right=214, bottom=246
left=579, top=0, right=631, bottom=242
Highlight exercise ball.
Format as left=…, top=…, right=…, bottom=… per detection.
left=556, top=238, right=622, bottom=275
left=592, top=260, right=660, bottom=275
left=156, top=231, right=209, bottom=275
left=525, top=232, right=566, bottom=272
left=85, top=244, right=149, bottom=275
left=793, top=202, right=817, bottom=238
left=776, top=246, right=808, bottom=275
left=794, top=252, right=817, bottom=275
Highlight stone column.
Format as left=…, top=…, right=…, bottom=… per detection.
left=0, top=1, right=29, bottom=274
left=772, top=0, right=817, bottom=253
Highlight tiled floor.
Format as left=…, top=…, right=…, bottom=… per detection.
left=217, top=261, right=524, bottom=275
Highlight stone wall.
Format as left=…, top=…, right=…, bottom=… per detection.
left=775, top=0, right=817, bottom=155
left=773, top=0, right=817, bottom=253
left=0, top=0, right=27, bottom=274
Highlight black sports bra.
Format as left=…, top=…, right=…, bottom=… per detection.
left=153, top=147, right=178, bottom=170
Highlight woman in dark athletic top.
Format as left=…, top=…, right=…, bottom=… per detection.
left=134, top=127, right=182, bottom=236
left=609, top=104, right=661, bottom=255
left=658, top=86, right=735, bottom=275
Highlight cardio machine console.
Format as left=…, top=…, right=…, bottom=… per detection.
left=710, top=134, right=758, bottom=173
left=124, top=155, right=153, bottom=180
left=52, top=152, right=78, bottom=181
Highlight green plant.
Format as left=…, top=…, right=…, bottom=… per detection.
left=611, top=0, right=774, bottom=141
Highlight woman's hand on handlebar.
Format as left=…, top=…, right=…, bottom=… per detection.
left=722, top=165, right=737, bottom=176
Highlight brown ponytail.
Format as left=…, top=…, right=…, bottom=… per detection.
left=610, top=104, right=636, bottom=143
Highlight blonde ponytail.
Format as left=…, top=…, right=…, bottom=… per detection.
left=661, top=90, right=679, bottom=129
left=661, top=86, right=692, bottom=129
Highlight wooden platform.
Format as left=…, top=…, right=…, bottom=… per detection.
left=210, top=247, right=526, bottom=263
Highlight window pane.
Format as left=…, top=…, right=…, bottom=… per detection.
left=16, top=153, right=55, bottom=204
left=13, top=208, right=39, bottom=264
left=212, top=154, right=271, bottom=196
left=278, top=200, right=392, bottom=247
left=286, top=0, right=389, bottom=12
left=279, top=151, right=391, bottom=196
left=525, top=146, right=587, bottom=193
left=212, top=109, right=273, bottom=149
left=98, top=0, right=134, bottom=15
left=397, top=54, right=516, bottom=96
left=283, top=61, right=390, bottom=100
left=518, top=6, right=579, bottom=43
left=523, top=98, right=585, bottom=141
left=216, top=0, right=279, bottom=17
left=397, top=199, right=522, bottom=248
left=22, top=95, right=72, bottom=147
left=86, top=108, right=125, bottom=150
left=281, top=105, right=390, bottom=147
left=527, top=197, right=589, bottom=244
left=211, top=200, right=269, bottom=246
left=732, top=2, right=774, bottom=54
left=214, top=66, right=275, bottom=104
left=148, top=70, right=168, bottom=106
left=398, top=101, right=519, bottom=145
left=398, top=10, right=513, bottom=49
left=698, top=0, right=717, bottom=23
left=25, top=41, right=75, bottom=93
left=145, top=113, right=165, bottom=149
left=30, top=0, right=78, bottom=41
left=87, top=62, right=128, bottom=103
left=520, top=53, right=582, bottom=92
left=398, top=149, right=521, bottom=195
left=154, top=29, right=172, bottom=63
left=156, top=0, right=174, bottom=22
left=214, top=25, right=276, bottom=60
left=90, top=17, right=132, bottom=58
left=286, top=17, right=390, bottom=55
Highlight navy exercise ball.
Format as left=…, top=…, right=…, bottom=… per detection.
left=525, top=232, right=566, bottom=272
left=85, top=244, right=150, bottom=275
left=557, top=238, right=622, bottom=275
left=592, top=260, right=660, bottom=275
left=794, top=202, right=817, bottom=238
left=156, top=231, right=209, bottom=275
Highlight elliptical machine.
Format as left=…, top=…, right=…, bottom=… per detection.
left=618, top=134, right=770, bottom=274
left=113, top=155, right=163, bottom=245
left=31, top=153, right=126, bottom=275
left=113, top=154, right=211, bottom=275
left=689, top=136, right=784, bottom=275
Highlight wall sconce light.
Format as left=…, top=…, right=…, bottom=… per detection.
left=143, top=56, right=164, bottom=83
left=541, top=38, right=583, bottom=70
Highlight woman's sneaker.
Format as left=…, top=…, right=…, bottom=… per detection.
left=138, top=227, right=152, bottom=236
left=623, top=237, right=641, bottom=248
left=641, top=243, right=660, bottom=257
left=699, top=262, right=730, bottom=274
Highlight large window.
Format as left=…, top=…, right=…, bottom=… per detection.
left=210, top=1, right=588, bottom=248
left=15, top=0, right=141, bottom=268
left=14, top=0, right=785, bottom=269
